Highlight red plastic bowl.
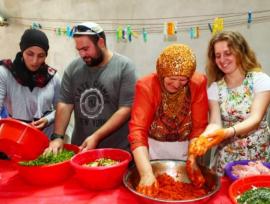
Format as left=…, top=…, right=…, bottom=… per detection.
left=17, top=144, right=79, bottom=186
left=229, top=175, right=270, bottom=204
left=0, top=118, right=49, bottom=161
left=70, top=148, right=132, bottom=190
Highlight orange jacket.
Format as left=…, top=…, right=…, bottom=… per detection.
left=128, top=72, right=208, bottom=151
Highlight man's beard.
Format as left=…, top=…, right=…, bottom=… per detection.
left=84, top=48, right=104, bottom=67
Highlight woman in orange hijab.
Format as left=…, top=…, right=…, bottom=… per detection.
left=128, top=44, right=208, bottom=195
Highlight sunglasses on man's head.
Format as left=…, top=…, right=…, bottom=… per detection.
left=72, top=25, right=100, bottom=36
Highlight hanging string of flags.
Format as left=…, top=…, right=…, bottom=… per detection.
left=4, top=9, right=270, bottom=42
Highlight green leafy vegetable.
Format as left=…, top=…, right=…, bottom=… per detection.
left=237, top=187, right=270, bottom=204
left=19, top=149, right=75, bottom=166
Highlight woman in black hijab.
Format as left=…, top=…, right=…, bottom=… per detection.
left=0, top=29, right=61, bottom=159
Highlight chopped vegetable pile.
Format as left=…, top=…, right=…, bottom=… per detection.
left=19, top=149, right=75, bottom=166
left=237, top=187, right=270, bottom=204
left=84, top=158, right=119, bottom=167
left=136, top=173, right=208, bottom=200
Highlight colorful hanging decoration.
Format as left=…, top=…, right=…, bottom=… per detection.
left=127, top=25, right=132, bottom=42
left=66, top=25, right=72, bottom=38
left=167, top=21, right=175, bottom=35
left=31, top=22, right=42, bottom=29
left=212, top=17, right=224, bottom=35
left=247, top=10, right=253, bottom=28
left=55, top=27, right=70, bottom=37
left=164, top=21, right=177, bottom=41
left=190, top=27, right=200, bottom=39
left=132, top=31, right=139, bottom=39
left=116, top=25, right=139, bottom=43
left=248, top=10, right=253, bottom=24
left=142, top=28, right=148, bottom=42
left=56, top=27, right=62, bottom=36
left=0, top=15, right=8, bottom=26
left=208, top=23, right=213, bottom=33
left=116, top=26, right=123, bottom=42
left=7, top=9, right=265, bottom=41
left=61, top=27, right=67, bottom=36
left=122, top=27, right=127, bottom=41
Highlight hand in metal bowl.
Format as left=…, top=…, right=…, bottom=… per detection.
left=123, top=160, right=220, bottom=204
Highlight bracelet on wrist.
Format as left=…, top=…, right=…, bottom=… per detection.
left=50, top=133, right=65, bottom=140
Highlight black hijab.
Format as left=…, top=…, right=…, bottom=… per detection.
left=0, top=29, right=56, bottom=91
left=0, top=52, right=56, bottom=91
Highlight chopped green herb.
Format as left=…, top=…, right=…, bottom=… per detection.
left=19, top=149, right=75, bottom=166
left=237, top=187, right=270, bottom=204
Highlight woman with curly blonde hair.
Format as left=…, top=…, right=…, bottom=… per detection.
left=190, top=31, right=270, bottom=176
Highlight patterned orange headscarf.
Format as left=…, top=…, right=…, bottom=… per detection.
left=149, top=44, right=196, bottom=141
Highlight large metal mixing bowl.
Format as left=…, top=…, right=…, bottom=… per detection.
left=123, top=160, right=220, bottom=204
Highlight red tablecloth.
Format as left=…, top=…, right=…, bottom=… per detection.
left=0, top=160, right=233, bottom=204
